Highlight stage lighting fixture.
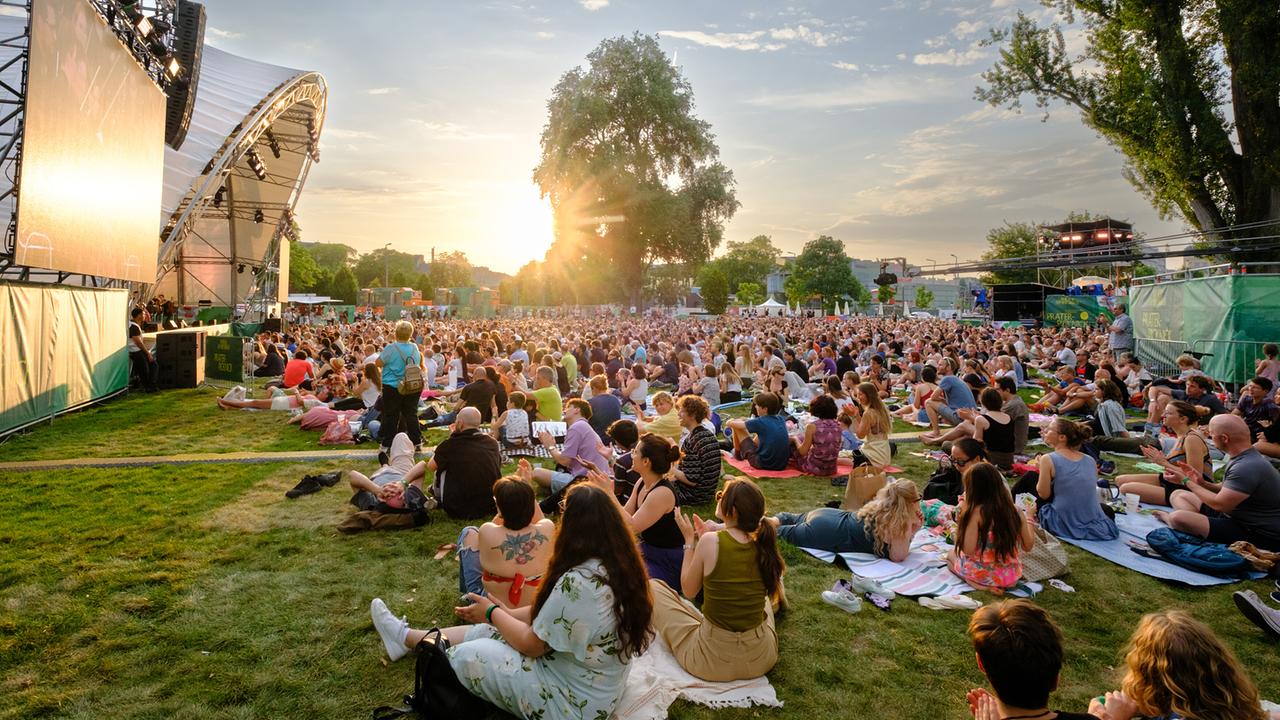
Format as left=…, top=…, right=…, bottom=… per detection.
left=254, top=209, right=265, bottom=224
left=136, top=15, right=153, bottom=37
left=237, top=264, right=246, bottom=274
left=202, top=159, right=214, bottom=175
left=246, top=150, right=268, bottom=180
left=165, top=56, right=182, bottom=79
left=264, top=129, right=281, bottom=159
left=213, top=186, right=226, bottom=207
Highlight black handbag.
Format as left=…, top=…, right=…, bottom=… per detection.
left=372, top=628, right=493, bottom=719
left=922, top=465, right=963, bottom=505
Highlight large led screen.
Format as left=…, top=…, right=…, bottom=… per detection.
left=15, top=0, right=165, bottom=282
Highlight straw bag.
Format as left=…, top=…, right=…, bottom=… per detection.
left=841, top=465, right=887, bottom=511
left=1021, top=525, right=1069, bottom=582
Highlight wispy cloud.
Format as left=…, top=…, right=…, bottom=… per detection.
left=749, top=74, right=956, bottom=110
left=367, top=87, right=400, bottom=96
left=912, top=42, right=988, bottom=66
left=411, top=121, right=510, bottom=141
left=324, top=128, right=378, bottom=140
left=831, top=61, right=860, bottom=71
left=580, top=0, right=608, bottom=10
left=660, top=24, right=850, bottom=52
left=535, top=31, right=555, bottom=39
left=750, top=155, right=776, bottom=168
left=951, top=20, right=984, bottom=38
left=207, top=27, right=243, bottom=40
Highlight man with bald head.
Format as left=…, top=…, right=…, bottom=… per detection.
left=429, top=406, right=503, bottom=519
left=1160, top=413, right=1280, bottom=549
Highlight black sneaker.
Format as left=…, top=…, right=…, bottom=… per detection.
left=314, top=471, right=342, bottom=487
left=378, top=450, right=389, bottom=466
left=285, top=476, right=322, bottom=499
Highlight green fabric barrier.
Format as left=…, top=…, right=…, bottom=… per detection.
left=196, top=306, right=232, bottom=323
left=1131, top=275, right=1280, bottom=384
left=231, top=322, right=263, bottom=337
left=1044, top=295, right=1114, bottom=328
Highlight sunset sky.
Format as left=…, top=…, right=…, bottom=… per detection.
left=204, top=0, right=1186, bottom=274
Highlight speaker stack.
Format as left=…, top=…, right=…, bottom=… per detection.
left=262, top=317, right=283, bottom=333
left=156, top=330, right=206, bottom=388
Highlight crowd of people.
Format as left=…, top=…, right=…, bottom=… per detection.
left=196, top=308, right=1280, bottom=720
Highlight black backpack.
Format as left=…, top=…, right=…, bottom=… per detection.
left=372, top=628, right=494, bottom=719
left=922, top=465, right=963, bottom=505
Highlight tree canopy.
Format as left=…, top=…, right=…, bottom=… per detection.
left=979, top=221, right=1041, bottom=286
left=697, top=265, right=729, bottom=314
left=735, top=281, right=764, bottom=307
left=914, top=286, right=934, bottom=310
left=533, top=33, right=738, bottom=307
left=790, top=236, right=864, bottom=307
left=427, top=250, right=473, bottom=290
left=353, top=249, right=420, bottom=288
left=713, top=235, right=781, bottom=287
left=977, top=2, right=1280, bottom=251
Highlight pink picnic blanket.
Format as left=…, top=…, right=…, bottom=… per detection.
left=721, top=451, right=902, bottom=479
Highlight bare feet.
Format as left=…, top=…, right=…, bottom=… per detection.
left=1152, top=510, right=1170, bottom=524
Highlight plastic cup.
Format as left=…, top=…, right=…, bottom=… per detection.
left=1124, top=493, right=1140, bottom=514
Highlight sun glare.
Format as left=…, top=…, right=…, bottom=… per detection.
left=494, top=187, right=555, bottom=270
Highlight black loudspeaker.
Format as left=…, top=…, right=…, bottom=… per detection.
left=156, top=331, right=206, bottom=388
left=165, top=1, right=206, bottom=150
left=162, top=319, right=179, bottom=330
left=263, top=318, right=283, bottom=333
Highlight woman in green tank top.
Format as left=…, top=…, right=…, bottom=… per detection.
left=648, top=478, right=784, bottom=682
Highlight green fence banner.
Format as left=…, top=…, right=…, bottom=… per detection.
left=1044, top=295, right=1115, bottom=328
left=205, top=335, right=249, bottom=383
left=1131, top=275, right=1280, bottom=384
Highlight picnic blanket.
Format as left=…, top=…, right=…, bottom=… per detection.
left=721, top=451, right=901, bottom=479
left=797, top=528, right=1041, bottom=598
left=1057, top=504, right=1265, bottom=586
left=612, top=634, right=781, bottom=720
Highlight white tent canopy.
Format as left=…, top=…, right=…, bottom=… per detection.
left=756, top=297, right=785, bottom=308
left=287, top=294, right=339, bottom=305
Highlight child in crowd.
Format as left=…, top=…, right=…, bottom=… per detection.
left=491, top=391, right=531, bottom=448
left=1258, top=343, right=1280, bottom=385
left=965, top=600, right=1095, bottom=720
left=948, top=462, right=1035, bottom=593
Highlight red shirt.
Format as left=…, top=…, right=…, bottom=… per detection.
left=283, top=358, right=312, bottom=388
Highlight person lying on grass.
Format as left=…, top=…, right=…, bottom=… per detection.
left=455, top=473, right=554, bottom=609
left=648, top=477, right=783, bottom=682
left=370, top=483, right=653, bottom=720
left=346, top=432, right=428, bottom=512
left=1087, top=609, right=1271, bottom=720
left=217, top=387, right=324, bottom=412
left=745, top=477, right=922, bottom=561
left=965, top=599, right=1095, bottom=720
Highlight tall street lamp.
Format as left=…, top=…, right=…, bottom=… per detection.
left=383, top=242, right=391, bottom=288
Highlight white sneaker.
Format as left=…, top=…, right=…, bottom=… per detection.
left=848, top=574, right=895, bottom=600
left=370, top=598, right=410, bottom=661
left=821, top=581, right=862, bottom=613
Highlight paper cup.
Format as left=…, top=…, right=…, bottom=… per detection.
left=1124, top=493, right=1140, bottom=514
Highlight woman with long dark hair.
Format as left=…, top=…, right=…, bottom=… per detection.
left=370, top=483, right=653, bottom=720
left=947, top=462, right=1035, bottom=593
left=650, top=478, right=783, bottom=681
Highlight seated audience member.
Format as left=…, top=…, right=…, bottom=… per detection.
left=1157, top=414, right=1280, bottom=550
left=346, top=431, right=429, bottom=512
left=995, top=376, right=1030, bottom=455
left=331, top=363, right=382, bottom=412
left=924, top=388, right=1016, bottom=468
left=1086, top=610, right=1268, bottom=720
left=671, top=395, right=722, bottom=505
left=456, top=475, right=555, bottom=608
left=429, top=407, right=503, bottom=520
left=587, top=375, right=622, bottom=442
left=606, top=419, right=642, bottom=501
left=606, top=433, right=685, bottom=592
left=648, top=478, right=782, bottom=682
left=426, top=366, right=498, bottom=427
left=726, top=392, right=791, bottom=471
left=1234, top=376, right=1279, bottom=441
left=719, top=362, right=743, bottom=403
left=791, top=395, right=843, bottom=476
left=490, top=391, right=532, bottom=448
left=1031, top=366, right=1085, bottom=413
left=528, top=365, right=563, bottom=421
left=948, top=463, right=1035, bottom=593
left=637, top=391, right=682, bottom=441
left=282, top=350, right=315, bottom=390
left=698, top=364, right=721, bottom=406
left=530, top=398, right=608, bottom=496
left=1257, top=383, right=1280, bottom=459
left=849, top=382, right=893, bottom=467
left=1087, top=379, right=1156, bottom=454
left=1147, top=373, right=1224, bottom=431
left=1035, top=418, right=1119, bottom=541
left=770, top=478, right=922, bottom=561
left=964, top=600, right=1096, bottom=720
left=620, top=365, right=649, bottom=415
left=369, top=484, right=653, bottom=720
left=926, top=359, right=977, bottom=434
left=254, top=342, right=286, bottom=378
left=1116, top=400, right=1209, bottom=506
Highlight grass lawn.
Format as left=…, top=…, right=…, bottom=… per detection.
left=3, top=391, right=1278, bottom=719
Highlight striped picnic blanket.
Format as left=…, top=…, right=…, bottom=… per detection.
left=798, top=528, right=1042, bottom=598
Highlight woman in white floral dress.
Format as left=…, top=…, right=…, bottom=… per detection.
left=372, top=483, right=654, bottom=720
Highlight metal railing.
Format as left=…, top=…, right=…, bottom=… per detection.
left=1131, top=262, right=1280, bottom=287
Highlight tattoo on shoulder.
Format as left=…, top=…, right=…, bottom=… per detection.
left=493, top=528, right=550, bottom=565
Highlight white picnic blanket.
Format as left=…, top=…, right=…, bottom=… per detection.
left=612, top=635, right=782, bottom=720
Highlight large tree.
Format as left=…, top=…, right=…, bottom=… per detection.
left=697, top=265, right=729, bottom=314
left=713, top=235, right=781, bottom=287
left=790, top=236, right=864, bottom=308
left=353, top=248, right=419, bottom=287
left=979, top=221, right=1041, bottom=285
left=914, top=287, right=934, bottom=310
left=303, top=242, right=357, bottom=271
left=735, top=281, right=763, bottom=307
left=288, top=238, right=320, bottom=292
left=977, top=2, right=1280, bottom=251
left=534, top=33, right=739, bottom=308
left=427, top=250, right=473, bottom=290
left=330, top=265, right=359, bottom=304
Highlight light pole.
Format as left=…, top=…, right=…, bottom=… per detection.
left=925, top=257, right=935, bottom=271
left=383, top=242, right=391, bottom=288
left=950, top=253, right=959, bottom=279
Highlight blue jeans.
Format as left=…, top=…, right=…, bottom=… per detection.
left=427, top=410, right=459, bottom=428
left=457, top=526, right=483, bottom=596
